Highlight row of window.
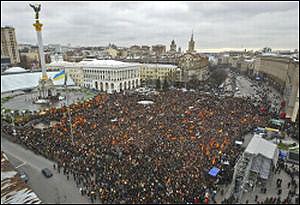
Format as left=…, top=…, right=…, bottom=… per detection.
left=83, top=70, right=139, bottom=81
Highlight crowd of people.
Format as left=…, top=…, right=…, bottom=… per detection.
left=2, top=89, right=272, bottom=203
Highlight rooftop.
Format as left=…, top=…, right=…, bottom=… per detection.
left=4, top=67, right=28, bottom=73
left=79, top=59, right=139, bottom=68
left=245, top=134, right=278, bottom=160
left=1, top=71, right=75, bottom=93
left=1, top=152, right=42, bottom=204
left=140, top=63, right=177, bottom=68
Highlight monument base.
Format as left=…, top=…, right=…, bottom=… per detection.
left=37, top=79, right=59, bottom=102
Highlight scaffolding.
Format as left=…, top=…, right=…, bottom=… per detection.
left=229, top=135, right=278, bottom=203
left=230, top=152, right=254, bottom=202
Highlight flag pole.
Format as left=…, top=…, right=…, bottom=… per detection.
left=64, top=68, right=74, bottom=145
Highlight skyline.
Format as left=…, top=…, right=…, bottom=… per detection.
left=1, top=1, right=299, bottom=51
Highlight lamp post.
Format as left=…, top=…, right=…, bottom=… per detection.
left=10, top=110, right=17, bottom=136
left=65, top=83, right=74, bottom=146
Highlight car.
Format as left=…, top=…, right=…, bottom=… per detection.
left=41, top=168, right=53, bottom=178
left=18, top=171, right=29, bottom=183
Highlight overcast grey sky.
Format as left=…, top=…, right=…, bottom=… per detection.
left=1, top=1, right=299, bottom=51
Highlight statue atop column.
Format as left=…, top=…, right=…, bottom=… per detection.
left=29, top=3, right=41, bottom=20
left=29, top=3, right=57, bottom=102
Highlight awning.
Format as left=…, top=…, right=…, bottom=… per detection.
left=279, top=150, right=288, bottom=159
left=270, top=119, right=285, bottom=126
left=235, top=140, right=243, bottom=145
left=280, top=112, right=286, bottom=119
left=265, top=127, right=280, bottom=133
left=254, top=127, right=265, bottom=132
left=208, top=167, right=220, bottom=177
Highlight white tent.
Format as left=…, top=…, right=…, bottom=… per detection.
left=245, top=135, right=279, bottom=179
left=1, top=71, right=75, bottom=93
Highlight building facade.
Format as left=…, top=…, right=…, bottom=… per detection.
left=152, top=45, right=166, bottom=56
left=254, top=55, right=299, bottom=121
left=187, top=33, right=195, bottom=53
left=46, top=60, right=84, bottom=86
left=1, top=26, right=20, bottom=65
left=240, top=58, right=255, bottom=74
left=178, top=53, right=209, bottom=82
left=1, top=56, right=11, bottom=72
left=139, top=63, right=178, bottom=83
left=50, top=53, right=64, bottom=62
left=82, top=59, right=140, bottom=93
left=170, top=40, right=177, bottom=53
left=19, top=47, right=40, bottom=70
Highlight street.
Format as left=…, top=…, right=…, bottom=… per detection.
left=1, top=134, right=91, bottom=204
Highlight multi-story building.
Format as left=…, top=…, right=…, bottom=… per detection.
left=129, top=45, right=141, bottom=55
left=19, top=46, right=40, bottom=70
left=152, top=45, right=166, bottom=56
left=178, top=47, right=182, bottom=53
left=169, top=40, right=177, bottom=53
left=139, top=63, right=178, bottom=83
left=105, top=47, right=119, bottom=59
left=50, top=53, right=64, bottom=62
left=254, top=55, right=295, bottom=92
left=254, top=54, right=299, bottom=122
left=141, top=45, right=151, bottom=55
left=240, top=58, right=255, bottom=74
left=1, top=56, right=11, bottom=72
left=1, top=26, right=20, bottom=65
left=47, top=60, right=83, bottom=86
left=47, top=58, right=140, bottom=92
left=187, top=33, right=195, bottom=53
left=292, top=88, right=299, bottom=123
left=218, top=53, right=230, bottom=65
left=178, top=52, right=209, bottom=82
left=228, top=55, right=241, bottom=68
left=82, top=59, right=140, bottom=93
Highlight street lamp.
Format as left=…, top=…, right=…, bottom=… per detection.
left=65, top=83, right=74, bottom=146
left=68, top=107, right=74, bottom=146
left=10, top=110, right=17, bottom=136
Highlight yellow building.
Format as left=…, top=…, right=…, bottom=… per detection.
left=178, top=53, right=209, bottom=81
left=106, top=47, right=119, bottom=58
left=46, top=60, right=84, bottom=86
left=139, top=63, right=178, bottom=82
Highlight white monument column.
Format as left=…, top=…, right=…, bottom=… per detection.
left=35, top=26, right=47, bottom=80
left=32, top=10, right=48, bottom=81
left=30, top=3, right=56, bottom=100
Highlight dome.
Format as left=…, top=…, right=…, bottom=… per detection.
left=4, top=67, right=28, bottom=73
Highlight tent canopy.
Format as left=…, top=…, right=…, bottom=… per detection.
left=279, top=150, right=288, bottom=159
left=245, top=135, right=278, bottom=161
left=208, top=167, right=220, bottom=177
left=270, top=119, right=285, bottom=126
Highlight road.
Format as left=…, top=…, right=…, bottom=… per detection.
left=232, top=71, right=282, bottom=111
left=1, top=133, right=91, bottom=204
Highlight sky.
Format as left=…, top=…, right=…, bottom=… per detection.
left=1, top=1, right=299, bottom=52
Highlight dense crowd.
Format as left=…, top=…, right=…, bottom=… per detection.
left=2, top=89, right=271, bottom=203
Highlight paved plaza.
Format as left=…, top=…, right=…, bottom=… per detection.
left=2, top=88, right=97, bottom=112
